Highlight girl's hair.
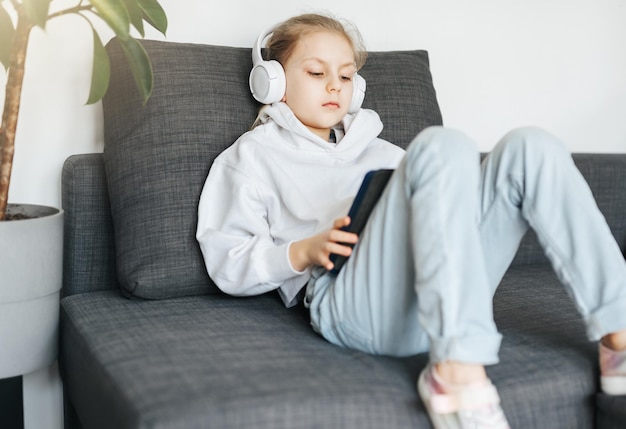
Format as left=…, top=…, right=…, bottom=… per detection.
left=266, top=13, right=367, bottom=71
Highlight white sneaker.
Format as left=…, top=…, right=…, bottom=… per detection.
left=599, top=342, right=626, bottom=395
left=417, top=365, right=510, bottom=429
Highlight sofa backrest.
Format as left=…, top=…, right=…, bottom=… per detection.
left=62, top=151, right=626, bottom=298
left=512, top=154, right=626, bottom=266
left=100, top=38, right=443, bottom=299
left=62, top=39, right=626, bottom=300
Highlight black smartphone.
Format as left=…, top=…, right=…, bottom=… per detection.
left=329, top=169, right=394, bottom=274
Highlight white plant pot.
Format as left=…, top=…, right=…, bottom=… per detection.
left=0, top=204, right=63, bottom=379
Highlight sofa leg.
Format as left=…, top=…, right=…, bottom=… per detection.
left=62, top=389, right=81, bottom=429
left=596, top=392, right=626, bottom=429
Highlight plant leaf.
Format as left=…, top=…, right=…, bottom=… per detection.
left=22, top=0, right=51, bottom=29
left=90, top=0, right=130, bottom=41
left=137, top=0, right=167, bottom=36
left=119, top=37, right=153, bottom=104
left=122, top=0, right=144, bottom=37
left=86, top=29, right=110, bottom=105
left=0, top=5, right=15, bottom=70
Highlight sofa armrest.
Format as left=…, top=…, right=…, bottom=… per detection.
left=62, top=153, right=118, bottom=297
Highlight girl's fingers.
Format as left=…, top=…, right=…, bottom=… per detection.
left=333, top=216, right=351, bottom=229
left=329, top=229, right=358, bottom=244
left=326, top=242, right=353, bottom=257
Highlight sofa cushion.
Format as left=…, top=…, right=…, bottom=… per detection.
left=60, top=290, right=432, bottom=429
left=59, top=266, right=596, bottom=428
left=491, top=265, right=597, bottom=428
left=102, top=39, right=442, bottom=299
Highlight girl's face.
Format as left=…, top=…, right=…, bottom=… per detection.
left=281, top=30, right=357, bottom=141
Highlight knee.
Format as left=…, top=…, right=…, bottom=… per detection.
left=405, top=126, right=480, bottom=173
left=496, top=126, right=570, bottom=163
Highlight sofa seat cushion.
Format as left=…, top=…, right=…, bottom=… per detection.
left=60, top=290, right=432, bottom=429
left=492, top=265, right=597, bottom=428
left=60, top=265, right=597, bottom=429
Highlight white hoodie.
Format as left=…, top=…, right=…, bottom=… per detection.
left=196, top=103, right=405, bottom=306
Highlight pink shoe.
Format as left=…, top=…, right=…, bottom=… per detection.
left=417, top=365, right=510, bottom=429
left=599, top=342, right=626, bottom=395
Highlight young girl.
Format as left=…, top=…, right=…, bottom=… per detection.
left=196, top=12, right=626, bottom=429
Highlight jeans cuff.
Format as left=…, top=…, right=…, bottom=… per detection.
left=587, top=295, right=626, bottom=341
left=428, top=333, right=503, bottom=365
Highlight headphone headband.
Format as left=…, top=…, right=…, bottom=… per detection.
left=251, top=27, right=274, bottom=67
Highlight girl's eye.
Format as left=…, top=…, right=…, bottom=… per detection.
left=308, top=71, right=323, bottom=77
left=341, top=75, right=352, bottom=82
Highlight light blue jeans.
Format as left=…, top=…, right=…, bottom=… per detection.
left=305, top=126, right=626, bottom=365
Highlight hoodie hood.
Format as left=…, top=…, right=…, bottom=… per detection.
left=258, top=102, right=384, bottom=160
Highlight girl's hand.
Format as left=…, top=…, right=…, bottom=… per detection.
left=289, top=216, right=358, bottom=272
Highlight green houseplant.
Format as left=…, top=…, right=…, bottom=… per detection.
left=0, top=0, right=168, bottom=410
left=0, top=0, right=168, bottom=220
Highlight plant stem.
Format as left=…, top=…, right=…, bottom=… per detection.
left=48, top=4, right=93, bottom=20
left=0, top=10, right=33, bottom=220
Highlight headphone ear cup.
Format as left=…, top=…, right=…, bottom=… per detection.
left=348, top=73, right=366, bottom=114
left=249, top=59, right=286, bottom=104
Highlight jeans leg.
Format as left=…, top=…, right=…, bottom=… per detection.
left=307, top=126, right=502, bottom=363
left=479, top=127, right=626, bottom=339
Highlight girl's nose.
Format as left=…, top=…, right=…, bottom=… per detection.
left=327, top=76, right=341, bottom=92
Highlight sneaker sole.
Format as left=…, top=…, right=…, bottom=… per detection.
left=601, top=375, right=626, bottom=395
left=417, top=369, right=458, bottom=429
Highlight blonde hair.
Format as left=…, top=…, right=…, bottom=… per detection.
left=251, top=13, right=367, bottom=128
left=266, top=13, right=367, bottom=70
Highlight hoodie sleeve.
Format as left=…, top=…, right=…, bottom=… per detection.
left=196, top=159, right=305, bottom=297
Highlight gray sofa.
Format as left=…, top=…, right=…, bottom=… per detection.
left=59, top=38, right=626, bottom=428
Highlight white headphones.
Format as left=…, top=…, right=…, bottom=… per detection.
left=249, top=27, right=366, bottom=114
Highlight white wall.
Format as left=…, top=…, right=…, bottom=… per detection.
left=2, top=0, right=626, bottom=209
